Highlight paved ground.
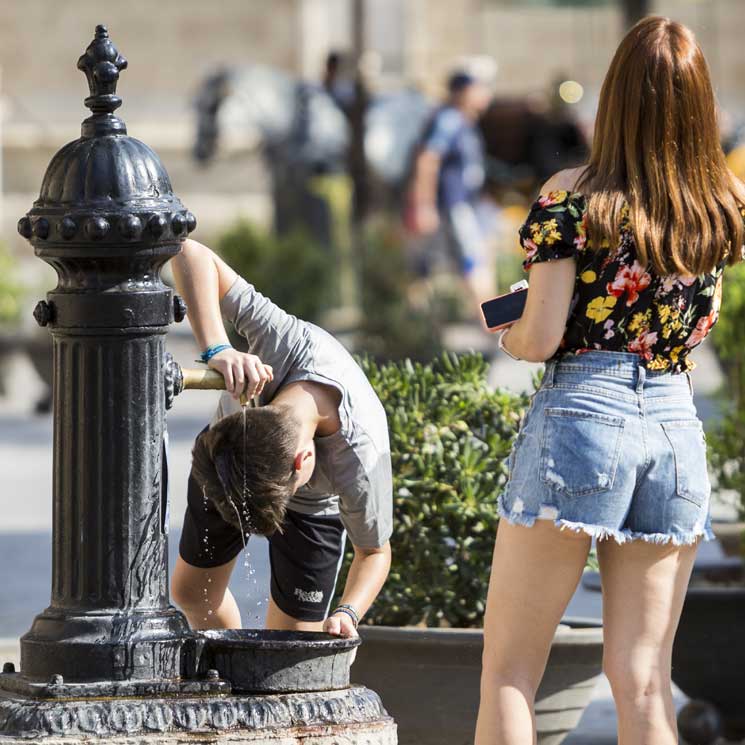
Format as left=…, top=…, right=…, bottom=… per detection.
left=0, top=328, right=737, bottom=744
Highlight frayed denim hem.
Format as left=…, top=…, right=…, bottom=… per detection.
left=497, top=503, right=716, bottom=546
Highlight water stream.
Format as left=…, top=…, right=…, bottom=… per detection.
left=198, top=403, right=267, bottom=628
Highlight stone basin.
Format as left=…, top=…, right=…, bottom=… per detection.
left=193, top=629, right=360, bottom=694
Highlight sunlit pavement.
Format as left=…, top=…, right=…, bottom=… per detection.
left=0, top=329, right=736, bottom=744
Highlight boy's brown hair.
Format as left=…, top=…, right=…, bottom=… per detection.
left=191, top=406, right=300, bottom=536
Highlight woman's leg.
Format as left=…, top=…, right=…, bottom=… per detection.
left=171, top=555, right=241, bottom=630
left=474, top=520, right=591, bottom=745
left=598, top=537, right=698, bottom=745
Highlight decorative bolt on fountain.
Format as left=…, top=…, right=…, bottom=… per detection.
left=0, top=26, right=395, bottom=745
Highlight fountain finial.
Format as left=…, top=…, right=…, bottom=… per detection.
left=77, top=24, right=128, bottom=137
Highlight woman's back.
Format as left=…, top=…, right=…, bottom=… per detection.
left=518, top=188, right=740, bottom=372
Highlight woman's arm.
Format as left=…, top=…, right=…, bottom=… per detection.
left=323, top=542, right=392, bottom=638
left=500, top=259, right=576, bottom=361
left=500, top=169, right=584, bottom=362
left=171, top=239, right=272, bottom=398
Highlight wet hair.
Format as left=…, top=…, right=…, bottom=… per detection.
left=191, top=406, right=300, bottom=537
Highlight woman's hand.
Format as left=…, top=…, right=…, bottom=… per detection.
left=208, top=349, right=273, bottom=400
left=323, top=612, right=359, bottom=639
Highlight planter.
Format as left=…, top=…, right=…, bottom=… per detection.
left=672, top=563, right=745, bottom=745
left=711, top=521, right=745, bottom=558
left=352, top=618, right=603, bottom=745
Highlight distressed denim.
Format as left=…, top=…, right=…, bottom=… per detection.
left=498, top=350, right=715, bottom=545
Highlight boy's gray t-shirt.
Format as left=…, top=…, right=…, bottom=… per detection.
left=211, top=276, right=393, bottom=549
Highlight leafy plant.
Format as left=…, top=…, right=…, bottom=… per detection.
left=707, top=263, right=745, bottom=521
left=339, top=352, right=530, bottom=628
left=0, top=243, right=23, bottom=327
left=710, top=262, right=745, bottom=401
left=356, top=222, right=445, bottom=362
left=215, top=220, right=336, bottom=324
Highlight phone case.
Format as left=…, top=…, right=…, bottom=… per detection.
left=480, top=287, right=528, bottom=332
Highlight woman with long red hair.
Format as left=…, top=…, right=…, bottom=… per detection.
left=475, top=17, right=744, bottom=745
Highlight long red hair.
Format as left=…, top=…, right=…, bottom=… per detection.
left=577, top=16, right=745, bottom=275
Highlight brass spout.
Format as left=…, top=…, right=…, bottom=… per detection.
left=181, top=368, right=226, bottom=390
left=180, top=367, right=252, bottom=406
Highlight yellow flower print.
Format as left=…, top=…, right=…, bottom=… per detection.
left=530, top=219, right=562, bottom=247
left=669, top=345, right=685, bottom=364
left=628, top=309, right=651, bottom=334
left=648, top=356, right=670, bottom=371
left=580, top=270, right=597, bottom=283
left=586, top=295, right=617, bottom=323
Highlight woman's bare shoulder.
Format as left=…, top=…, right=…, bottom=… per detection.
left=539, top=166, right=589, bottom=196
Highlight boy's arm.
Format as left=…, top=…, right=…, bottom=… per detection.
left=324, top=542, right=391, bottom=638
left=171, top=238, right=273, bottom=399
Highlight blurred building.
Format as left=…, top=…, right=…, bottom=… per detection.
left=1, top=0, right=744, bottom=258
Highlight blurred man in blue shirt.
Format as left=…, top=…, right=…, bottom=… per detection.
left=406, top=69, right=493, bottom=309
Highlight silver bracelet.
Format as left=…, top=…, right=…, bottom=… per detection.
left=498, top=328, right=522, bottom=361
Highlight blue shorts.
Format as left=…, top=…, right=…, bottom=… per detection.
left=499, top=350, right=715, bottom=545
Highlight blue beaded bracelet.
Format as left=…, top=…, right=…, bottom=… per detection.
left=200, top=343, right=232, bottom=363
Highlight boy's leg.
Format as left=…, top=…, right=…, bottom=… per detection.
left=265, top=509, right=346, bottom=630
left=173, top=460, right=246, bottom=630
left=171, top=555, right=241, bottom=630
left=264, top=598, right=324, bottom=631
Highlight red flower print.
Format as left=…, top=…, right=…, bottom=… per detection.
left=628, top=330, right=659, bottom=360
left=687, top=277, right=724, bottom=347
left=607, top=261, right=652, bottom=306
left=574, top=214, right=588, bottom=251
left=522, top=237, right=538, bottom=264
left=686, top=312, right=716, bottom=348
left=537, top=190, right=567, bottom=208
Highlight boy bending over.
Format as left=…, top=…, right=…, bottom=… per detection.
left=170, top=239, right=392, bottom=638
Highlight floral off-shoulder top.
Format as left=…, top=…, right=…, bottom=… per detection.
left=518, top=190, right=736, bottom=374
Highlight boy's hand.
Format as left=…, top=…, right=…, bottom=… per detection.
left=209, top=349, right=274, bottom=400
left=323, top=612, right=359, bottom=639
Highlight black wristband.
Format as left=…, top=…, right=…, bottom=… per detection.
left=332, top=605, right=359, bottom=629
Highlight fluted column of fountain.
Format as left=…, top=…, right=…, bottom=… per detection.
left=15, top=24, right=196, bottom=684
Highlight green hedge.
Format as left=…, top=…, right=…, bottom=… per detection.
left=707, top=263, right=745, bottom=520
left=341, top=352, right=531, bottom=628
left=215, top=221, right=336, bottom=324
left=0, top=243, right=23, bottom=327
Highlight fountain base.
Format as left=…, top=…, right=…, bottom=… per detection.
left=0, top=685, right=395, bottom=743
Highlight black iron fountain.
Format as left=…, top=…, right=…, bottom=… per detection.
left=0, top=25, right=395, bottom=744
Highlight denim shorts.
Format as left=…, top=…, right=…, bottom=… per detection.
left=498, top=350, right=715, bottom=545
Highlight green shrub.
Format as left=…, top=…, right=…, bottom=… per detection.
left=710, top=262, right=745, bottom=401
left=341, top=352, right=530, bottom=628
left=707, top=263, right=745, bottom=521
left=0, top=243, right=23, bottom=327
left=356, top=223, right=445, bottom=362
left=215, top=221, right=336, bottom=324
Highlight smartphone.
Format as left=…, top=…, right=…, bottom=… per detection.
left=481, top=281, right=529, bottom=332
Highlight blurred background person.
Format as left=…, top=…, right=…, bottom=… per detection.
left=404, top=68, right=494, bottom=312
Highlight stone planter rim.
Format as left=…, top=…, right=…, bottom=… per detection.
left=358, top=616, right=603, bottom=646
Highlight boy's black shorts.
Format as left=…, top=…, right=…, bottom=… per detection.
left=179, top=470, right=347, bottom=622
